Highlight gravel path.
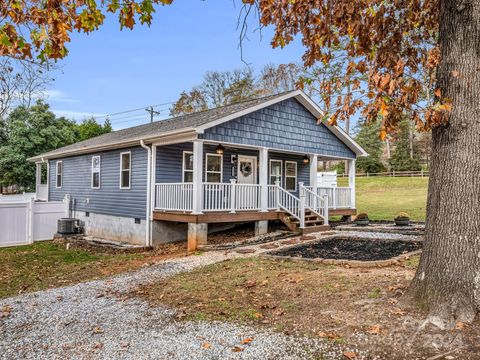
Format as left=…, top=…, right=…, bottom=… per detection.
left=0, top=230, right=418, bottom=359
left=0, top=248, right=334, bottom=359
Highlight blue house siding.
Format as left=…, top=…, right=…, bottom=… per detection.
left=199, top=98, right=356, bottom=159
left=155, top=143, right=310, bottom=193
left=49, top=146, right=148, bottom=219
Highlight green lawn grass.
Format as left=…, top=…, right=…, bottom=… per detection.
left=0, top=241, right=185, bottom=299
left=338, top=176, right=428, bottom=221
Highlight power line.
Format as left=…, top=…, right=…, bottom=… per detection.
left=92, top=101, right=175, bottom=121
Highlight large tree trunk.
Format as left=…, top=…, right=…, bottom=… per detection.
left=406, top=0, right=480, bottom=328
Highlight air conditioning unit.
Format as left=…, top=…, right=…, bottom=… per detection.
left=57, top=218, right=80, bottom=235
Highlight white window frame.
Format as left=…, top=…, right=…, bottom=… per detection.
left=182, top=151, right=193, bottom=183
left=55, top=161, right=63, bottom=189
left=285, top=161, right=298, bottom=192
left=205, top=153, right=223, bottom=183
left=269, top=159, right=283, bottom=185
left=91, top=156, right=101, bottom=189
left=119, top=151, right=131, bottom=189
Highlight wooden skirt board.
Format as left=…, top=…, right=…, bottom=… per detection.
left=152, top=210, right=281, bottom=224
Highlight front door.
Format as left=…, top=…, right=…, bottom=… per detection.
left=236, top=155, right=258, bottom=210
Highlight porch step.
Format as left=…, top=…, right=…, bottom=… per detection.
left=278, top=211, right=331, bottom=235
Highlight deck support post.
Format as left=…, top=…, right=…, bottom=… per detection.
left=259, top=147, right=269, bottom=212
left=348, top=159, right=356, bottom=209
left=192, top=140, right=203, bottom=214
left=187, top=223, right=208, bottom=252
left=255, top=220, right=268, bottom=236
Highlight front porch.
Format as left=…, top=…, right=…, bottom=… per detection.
left=152, top=140, right=357, bottom=250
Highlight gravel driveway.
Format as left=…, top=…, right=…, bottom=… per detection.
left=0, top=245, right=335, bottom=360
left=1, top=231, right=413, bottom=359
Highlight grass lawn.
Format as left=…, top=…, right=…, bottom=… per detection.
left=338, top=176, right=428, bottom=221
left=0, top=240, right=187, bottom=299
left=135, top=256, right=478, bottom=359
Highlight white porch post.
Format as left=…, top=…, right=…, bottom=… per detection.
left=192, top=140, right=204, bottom=214
left=259, top=147, right=269, bottom=212
left=309, top=154, right=318, bottom=209
left=348, top=159, right=356, bottom=209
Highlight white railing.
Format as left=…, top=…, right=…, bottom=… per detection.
left=276, top=185, right=302, bottom=222
left=302, top=185, right=329, bottom=225
left=203, top=183, right=231, bottom=212
left=235, top=183, right=261, bottom=211
left=267, top=184, right=278, bottom=210
left=155, top=183, right=193, bottom=212
left=316, top=186, right=352, bottom=209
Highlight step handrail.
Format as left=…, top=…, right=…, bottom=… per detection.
left=274, top=180, right=303, bottom=226
left=301, top=184, right=329, bottom=226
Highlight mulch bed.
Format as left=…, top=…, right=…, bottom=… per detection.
left=271, top=237, right=422, bottom=261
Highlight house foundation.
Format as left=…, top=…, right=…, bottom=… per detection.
left=187, top=223, right=208, bottom=252
left=255, top=220, right=269, bottom=236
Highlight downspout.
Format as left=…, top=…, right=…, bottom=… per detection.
left=140, top=140, right=152, bottom=247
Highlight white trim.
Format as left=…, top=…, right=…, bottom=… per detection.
left=285, top=161, right=297, bottom=192
left=55, top=161, right=63, bottom=189
left=119, top=151, right=131, bottom=189
left=205, top=153, right=223, bottom=183
left=182, top=151, right=194, bottom=183
left=91, top=155, right=101, bottom=189
left=269, top=159, right=283, bottom=185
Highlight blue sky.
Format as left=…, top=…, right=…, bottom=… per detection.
left=47, top=1, right=305, bottom=130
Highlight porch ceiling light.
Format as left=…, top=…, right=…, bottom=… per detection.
left=303, top=155, right=310, bottom=164
left=216, top=144, right=225, bottom=155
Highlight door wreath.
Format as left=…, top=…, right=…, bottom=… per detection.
left=240, top=162, right=252, bottom=177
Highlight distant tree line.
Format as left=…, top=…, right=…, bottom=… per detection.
left=0, top=102, right=111, bottom=192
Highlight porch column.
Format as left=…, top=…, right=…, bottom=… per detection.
left=309, top=154, right=318, bottom=190
left=35, top=163, right=41, bottom=199
left=192, top=140, right=203, bottom=214
left=259, top=147, right=268, bottom=212
left=348, top=159, right=356, bottom=209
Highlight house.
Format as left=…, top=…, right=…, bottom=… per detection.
left=29, top=90, right=367, bottom=251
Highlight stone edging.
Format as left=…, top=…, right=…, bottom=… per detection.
left=260, top=234, right=422, bottom=268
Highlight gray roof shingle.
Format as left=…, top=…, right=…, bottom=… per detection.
left=30, top=91, right=294, bottom=160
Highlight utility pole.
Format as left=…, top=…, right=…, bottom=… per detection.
left=145, top=106, right=160, bottom=123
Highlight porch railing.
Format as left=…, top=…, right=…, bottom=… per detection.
left=314, top=186, right=352, bottom=209
left=302, top=185, right=329, bottom=225
left=154, top=183, right=352, bottom=214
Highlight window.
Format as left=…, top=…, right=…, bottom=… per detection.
left=91, top=156, right=101, bottom=189
left=205, top=153, right=222, bottom=183
left=182, top=151, right=193, bottom=182
left=269, top=160, right=282, bottom=185
left=56, top=161, right=63, bottom=188
left=120, top=152, right=131, bottom=189
left=285, top=161, right=297, bottom=191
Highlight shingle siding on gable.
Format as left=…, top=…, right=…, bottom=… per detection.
left=200, top=98, right=356, bottom=159
left=49, top=146, right=148, bottom=219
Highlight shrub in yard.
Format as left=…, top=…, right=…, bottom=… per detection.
left=394, top=212, right=410, bottom=226
left=355, top=213, right=370, bottom=226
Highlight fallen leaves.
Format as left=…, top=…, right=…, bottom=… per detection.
left=390, top=308, right=406, bottom=316
left=92, top=326, right=104, bottom=334
left=1, top=305, right=12, bottom=318
left=343, top=351, right=357, bottom=359
left=240, top=337, right=254, bottom=344
left=231, top=346, right=243, bottom=352
left=201, top=342, right=212, bottom=350
left=367, top=325, right=381, bottom=335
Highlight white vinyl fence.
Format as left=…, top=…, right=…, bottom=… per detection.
left=0, top=196, right=67, bottom=248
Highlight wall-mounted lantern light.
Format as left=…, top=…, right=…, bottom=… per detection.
left=215, top=144, right=225, bottom=155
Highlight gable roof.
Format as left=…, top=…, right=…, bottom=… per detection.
left=29, top=90, right=367, bottom=162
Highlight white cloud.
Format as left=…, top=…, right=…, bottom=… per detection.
left=43, top=89, right=79, bottom=103
left=52, top=109, right=105, bottom=121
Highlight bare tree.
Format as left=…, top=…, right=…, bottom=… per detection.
left=0, top=58, right=54, bottom=120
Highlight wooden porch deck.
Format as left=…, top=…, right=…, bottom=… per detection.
left=152, top=208, right=356, bottom=224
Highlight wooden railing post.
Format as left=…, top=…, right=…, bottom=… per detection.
left=275, top=179, right=280, bottom=211
left=230, top=179, right=236, bottom=213
left=323, top=194, right=329, bottom=225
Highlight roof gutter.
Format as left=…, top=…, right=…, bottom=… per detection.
left=140, top=140, right=152, bottom=247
